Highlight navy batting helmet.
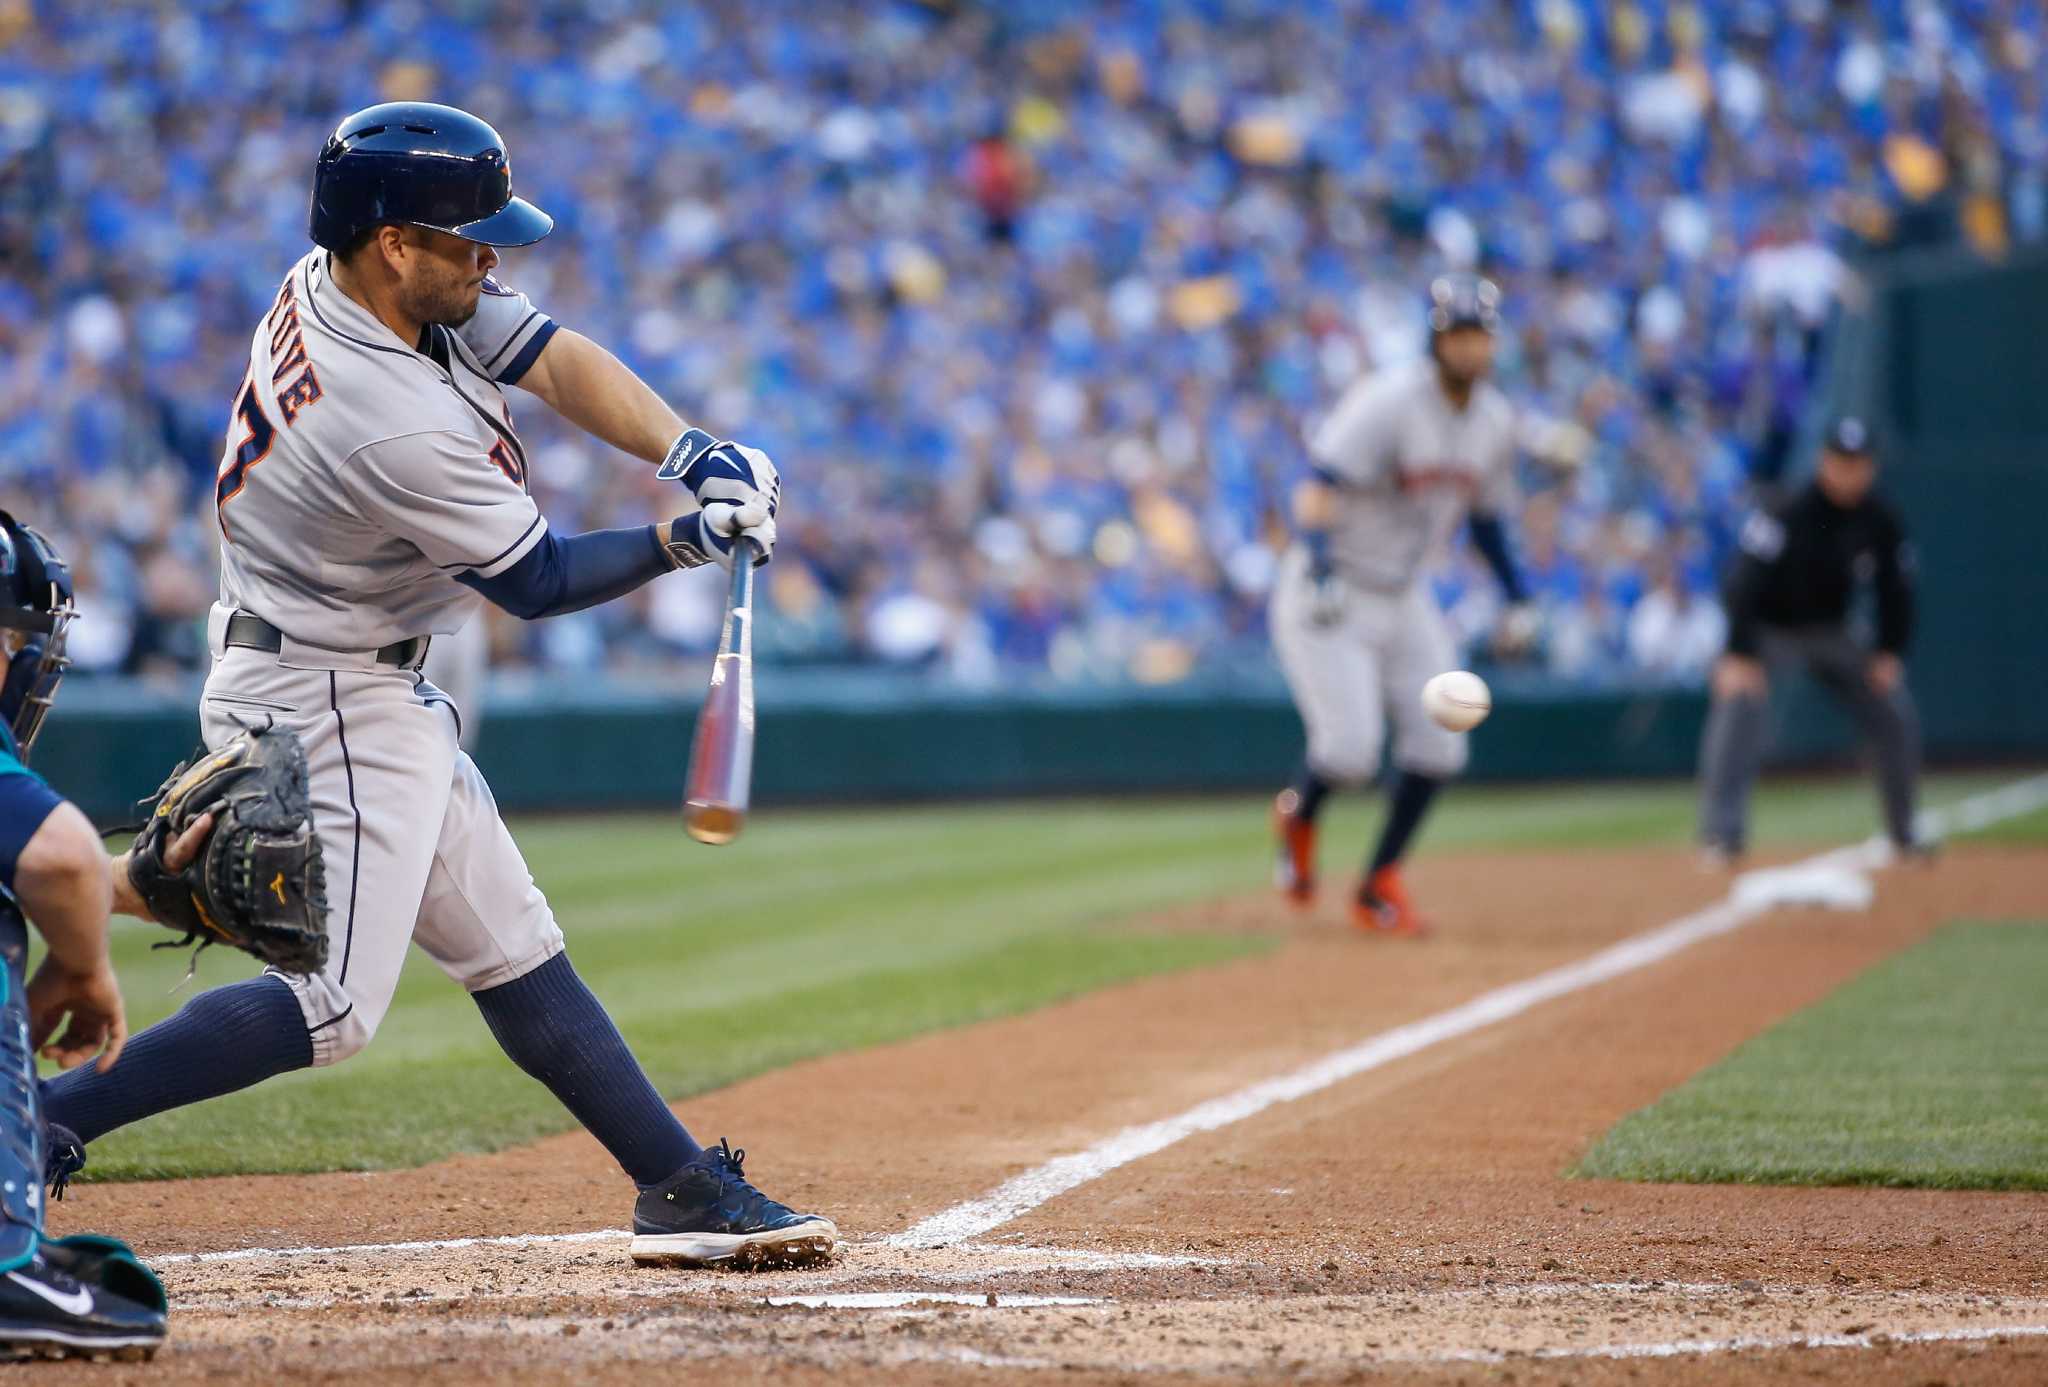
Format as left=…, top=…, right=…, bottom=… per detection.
left=1427, top=274, right=1502, bottom=334
left=309, top=102, right=553, bottom=252
left=0, top=513, right=76, bottom=760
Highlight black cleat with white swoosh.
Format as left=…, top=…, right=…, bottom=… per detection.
left=0, top=1246, right=166, bottom=1362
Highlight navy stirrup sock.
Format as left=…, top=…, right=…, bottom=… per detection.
left=473, top=952, right=700, bottom=1187
left=42, top=974, right=314, bottom=1145
left=1368, top=770, right=1443, bottom=874
left=1289, top=765, right=1334, bottom=822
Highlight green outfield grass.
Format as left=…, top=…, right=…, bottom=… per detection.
left=1575, top=921, right=2048, bottom=1190
left=68, top=770, right=2041, bottom=1180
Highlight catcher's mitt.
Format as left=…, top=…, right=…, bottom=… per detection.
left=128, top=723, right=329, bottom=975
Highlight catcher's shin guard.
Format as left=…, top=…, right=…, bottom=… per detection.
left=0, top=909, right=45, bottom=1271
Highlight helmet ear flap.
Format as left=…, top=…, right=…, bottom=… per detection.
left=0, top=511, right=76, bottom=759
left=1, top=634, right=61, bottom=754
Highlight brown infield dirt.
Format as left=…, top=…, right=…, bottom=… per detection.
left=37, top=839, right=2048, bottom=1386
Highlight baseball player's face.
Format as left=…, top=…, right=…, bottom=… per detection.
left=397, top=227, right=500, bottom=329
left=1435, top=326, right=1494, bottom=386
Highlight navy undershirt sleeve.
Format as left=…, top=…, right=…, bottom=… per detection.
left=1467, top=512, right=1528, bottom=604
left=1302, top=468, right=1346, bottom=575
left=458, top=524, right=671, bottom=620
left=0, top=770, right=64, bottom=893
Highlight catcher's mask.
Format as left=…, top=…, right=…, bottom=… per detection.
left=0, top=511, right=77, bottom=761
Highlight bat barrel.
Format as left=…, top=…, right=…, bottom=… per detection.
left=683, top=801, right=745, bottom=846
left=682, top=537, right=760, bottom=845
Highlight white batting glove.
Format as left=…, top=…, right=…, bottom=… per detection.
left=662, top=495, right=777, bottom=571
left=1495, top=600, right=1543, bottom=657
left=658, top=431, right=782, bottom=519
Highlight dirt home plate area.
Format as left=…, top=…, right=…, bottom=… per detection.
left=46, top=790, right=2048, bottom=1385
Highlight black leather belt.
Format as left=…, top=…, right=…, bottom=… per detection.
left=224, top=611, right=429, bottom=668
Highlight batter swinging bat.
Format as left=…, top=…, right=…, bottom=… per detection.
left=683, top=536, right=760, bottom=845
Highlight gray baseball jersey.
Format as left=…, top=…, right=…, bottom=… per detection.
left=214, top=250, right=559, bottom=649
left=1307, top=361, right=1519, bottom=592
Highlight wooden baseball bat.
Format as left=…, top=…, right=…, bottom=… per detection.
left=682, top=537, right=760, bottom=845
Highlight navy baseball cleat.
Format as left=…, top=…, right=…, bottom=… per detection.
left=629, top=1139, right=837, bottom=1268
left=0, top=1243, right=167, bottom=1362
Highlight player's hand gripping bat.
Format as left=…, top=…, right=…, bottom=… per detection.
left=683, top=536, right=760, bottom=844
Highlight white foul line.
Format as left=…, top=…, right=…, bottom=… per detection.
left=887, top=773, right=2048, bottom=1249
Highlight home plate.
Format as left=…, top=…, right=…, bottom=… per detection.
left=765, top=1291, right=1104, bottom=1310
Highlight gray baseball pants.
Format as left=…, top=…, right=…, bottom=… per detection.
left=1270, top=550, right=1468, bottom=784
left=1697, top=624, right=1920, bottom=852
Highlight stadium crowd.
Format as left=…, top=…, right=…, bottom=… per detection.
left=2, top=0, right=2041, bottom=686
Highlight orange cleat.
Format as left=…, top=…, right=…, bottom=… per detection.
left=1272, top=789, right=1317, bottom=906
left=1353, top=865, right=1431, bottom=937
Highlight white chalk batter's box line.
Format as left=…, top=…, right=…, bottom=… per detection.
left=152, top=1235, right=1210, bottom=1271
left=160, top=1241, right=1226, bottom=1311
left=151, top=1228, right=632, bottom=1266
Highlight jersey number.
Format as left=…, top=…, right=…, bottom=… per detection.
left=216, top=380, right=276, bottom=528
left=488, top=439, right=526, bottom=488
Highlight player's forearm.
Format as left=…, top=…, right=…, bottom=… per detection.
left=109, top=850, right=152, bottom=921
left=1874, top=530, right=1914, bottom=653
left=14, top=804, right=115, bottom=974
left=1876, top=584, right=1914, bottom=655
left=1291, top=478, right=1342, bottom=575
left=520, top=329, right=685, bottom=465
left=1719, top=557, right=1768, bottom=656
left=460, top=524, right=673, bottom=620
left=1292, top=476, right=1339, bottom=532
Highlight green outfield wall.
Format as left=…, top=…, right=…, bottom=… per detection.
left=38, top=674, right=1891, bottom=823
left=1820, top=244, right=2048, bottom=761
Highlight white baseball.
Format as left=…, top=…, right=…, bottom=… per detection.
left=1421, top=670, right=1491, bottom=732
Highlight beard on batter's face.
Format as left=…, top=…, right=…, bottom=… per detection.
left=399, top=258, right=482, bottom=327
left=397, top=228, right=490, bottom=327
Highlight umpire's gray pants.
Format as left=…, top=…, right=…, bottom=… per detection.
left=1697, top=625, right=1920, bottom=852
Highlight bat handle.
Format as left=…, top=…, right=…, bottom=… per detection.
left=727, top=535, right=759, bottom=613
left=721, top=536, right=758, bottom=661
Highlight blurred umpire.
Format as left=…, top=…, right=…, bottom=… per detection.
left=1697, top=418, right=1921, bottom=863
left=0, top=513, right=210, bottom=1359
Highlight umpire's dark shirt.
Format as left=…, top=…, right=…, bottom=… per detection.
left=1721, top=482, right=1914, bottom=657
